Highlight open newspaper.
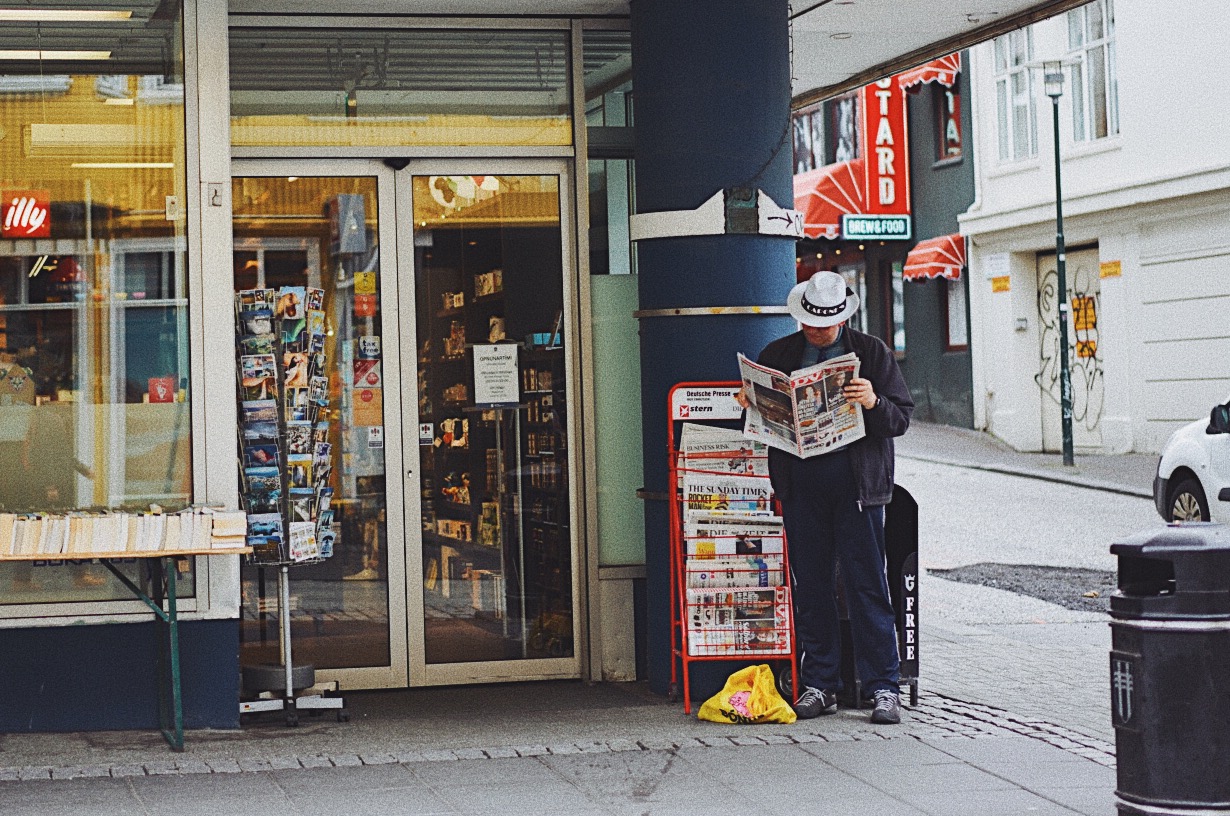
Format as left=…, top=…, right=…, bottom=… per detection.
left=737, top=351, right=865, bottom=457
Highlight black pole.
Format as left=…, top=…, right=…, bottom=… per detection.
left=1051, top=94, right=1075, bottom=466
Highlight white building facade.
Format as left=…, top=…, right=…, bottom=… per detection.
left=962, top=0, right=1230, bottom=455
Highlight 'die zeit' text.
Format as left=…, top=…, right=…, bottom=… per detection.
left=872, top=77, right=898, bottom=207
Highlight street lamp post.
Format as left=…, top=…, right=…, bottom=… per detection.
left=1044, top=60, right=1075, bottom=467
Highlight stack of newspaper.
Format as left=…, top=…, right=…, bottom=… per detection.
left=678, top=424, right=791, bottom=656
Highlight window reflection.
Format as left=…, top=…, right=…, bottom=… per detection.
left=0, top=1, right=193, bottom=604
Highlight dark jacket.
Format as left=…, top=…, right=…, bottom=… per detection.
left=757, top=327, right=913, bottom=508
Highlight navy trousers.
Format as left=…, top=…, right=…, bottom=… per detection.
left=780, top=450, right=900, bottom=695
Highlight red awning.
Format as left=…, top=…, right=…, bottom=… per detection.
left=898, top=53, right=962, bottom=90
left=903, top=233, right=965, bottom=281
left=793, top=158, right=865, bottom=240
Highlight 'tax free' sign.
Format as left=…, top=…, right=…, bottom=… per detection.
left=2, top=190, right=51, bottom=238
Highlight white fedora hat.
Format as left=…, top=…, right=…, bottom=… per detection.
left=786, top=271, right=860, bottom=327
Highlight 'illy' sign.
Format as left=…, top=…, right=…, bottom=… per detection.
left=2, top=190, right=51, bottom=238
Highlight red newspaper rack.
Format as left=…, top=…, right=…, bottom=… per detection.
left=666, top=381, right=798, bottom=714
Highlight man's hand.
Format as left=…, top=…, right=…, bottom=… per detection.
left=844, top=377, right=877, bottom=410
left=734, top=387, right=751, bottom=409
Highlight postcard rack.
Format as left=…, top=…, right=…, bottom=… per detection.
left=234, top=288, right=346, bottom=726
left=666, top=381, right=798, bottom=714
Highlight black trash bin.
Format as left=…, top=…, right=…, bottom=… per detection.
left=1110, top=523, right=1230, bottom=815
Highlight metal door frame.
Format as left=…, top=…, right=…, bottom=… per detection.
left=231, top=158, right=411, bottom=691
left=396, top=157, right=583, bottom=687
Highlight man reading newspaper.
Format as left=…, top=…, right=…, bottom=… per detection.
left=735, top=271, right=913, bottom=724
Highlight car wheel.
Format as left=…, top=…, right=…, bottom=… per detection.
left=1168, top=477, right=1210, bottom=522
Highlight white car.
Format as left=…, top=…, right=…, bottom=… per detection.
left=1153, top=395, right=1230, bottom=522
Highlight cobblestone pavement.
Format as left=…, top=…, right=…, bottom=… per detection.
left=0, top=422, right=1136, bottom=813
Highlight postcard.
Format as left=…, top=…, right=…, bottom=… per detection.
left=317, top=525, right=336, bottom=559
left=313, top=421, right=331, bottom=445
left=239, top=308, right=273, bottom=337
left=246, top=512, right=283, bottom=539
left=239, top=289, right=276, bottom=310
left=287, top=453, right=312, bottom=491
left=308, top=375, right=329, bottom=406
left=284, top=387, right=309, bottom=422
left=241, top=399, right=279, bottom=424
left=282, top=316, right=307, bottom=350
left=307, top=309, right=325, bottom=339
left=317, top=486, right=334, bottom=514
left=286, top=420, right=312, bottom=455
left=239, top=334, right=276, bottom=355
left=243, top=443, right=279, bottom=468
left=306, top=288, right=325, bottom=311
left=245, top=466, right=281, bottom=493
left=245, top=488, right=281, bottom=515
left=241, top=353, right=277, bottom=380
left=242, top=377, right=275, bottom=402
left=291, top=496, right=314, bottom=523
left=243, top=420, right=279, bottom=442
left=283, top=351, right=310, bottom=388
left=287, top=521, right=318, bottom=562
left=275, top=287, right=306, bottom=320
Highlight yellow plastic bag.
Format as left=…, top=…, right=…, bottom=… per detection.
left=697, top=664, right=797, bottom=724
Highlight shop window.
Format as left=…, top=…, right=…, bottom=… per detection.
left=935, top=82, right=963, bottom=161
left=229, top=27, right=572, bottom=148
left=792, top=104, right=825, bottom=173
left=993, top=28, right=1037, bottom=162
left=1067, top=0, right=1119, bottom=142
left=836, top=264, right=867, bottom=335
left=945, top=275, right=969, bottom=351
left=888, top=261, right=907, bottom=356
left=831, top=93, right=860, bottom=164
left=0, top=2, right=193, bottom=604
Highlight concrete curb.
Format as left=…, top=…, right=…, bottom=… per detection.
left=899, top=452, right=1152, bottom=500
left=0, top=692, right=1114, bottom=783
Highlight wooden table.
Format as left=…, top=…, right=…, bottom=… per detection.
left=0, top=548, right=250, bottom=751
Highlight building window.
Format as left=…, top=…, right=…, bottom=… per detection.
left=945, top=276, right=969, bottom=350
left=935, top=82, right=963, bottom=161
left=229, top=27, right=573, bottom=148
left=993, top=28, right=1037, bottom=162
left=831, top=93, right=860, bottom=164
left=837, top=264, right=867, bottom=334
left=888, top=261, right=906, bottom=355
left=792, top=104, right=825, bottom=173
left=1068, top=0, right=1119, bottom=141
left=0, top=2, right=193, bottom=604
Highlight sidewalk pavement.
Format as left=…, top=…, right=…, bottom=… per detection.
left=896, top=421, right=1157, bottom=499
left=0, top=422, right=1134, bottom=815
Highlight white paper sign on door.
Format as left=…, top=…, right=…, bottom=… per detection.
left=473, top=343, right=520, bottom=407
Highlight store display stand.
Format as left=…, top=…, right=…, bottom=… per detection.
left=234, top=286, right=347, bottom=727
left=238, top=565, right=347, bottom=726
left=665, top=381, right=799, bottom=714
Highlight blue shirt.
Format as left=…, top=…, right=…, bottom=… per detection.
left=799, top=327, right=845, bottom=368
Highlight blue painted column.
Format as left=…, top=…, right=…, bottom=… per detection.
left=631, top=0, right=797, bottom=696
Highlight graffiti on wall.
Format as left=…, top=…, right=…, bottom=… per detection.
left=1034, top=262, right=1104, bottom=432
